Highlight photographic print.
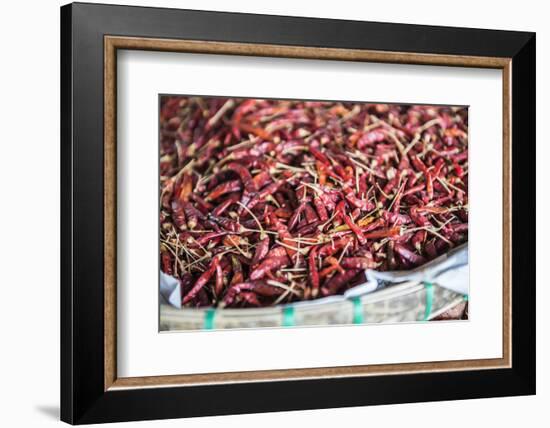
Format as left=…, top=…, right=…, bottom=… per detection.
left=159, top=96, right=469, bottom=331
left=62, top=6, right=534, bottom=421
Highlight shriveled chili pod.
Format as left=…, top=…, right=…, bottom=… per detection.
left=161, top=249, right=173, bottom=276
left=321, top=269, right=361, bottom=296
left=182, top=256, right=220, bottom=305
left=394, top=244, right=426, bottom=266
left=229, top=255, right=244, bottom=286
left=340, top=257, right=377, bottom=270
left=250, top=255, right=290, bottom=280
left=412, top=230, right=428, bottom=253
left=206, top=179, right=242, bottom=201
left=214, top=258, right=224, bottom=297
left=223, top=280, right=285, bottom=306
left=251, top=235, right=270, bottom=267
left=171, top=199, right=187, bottom=231
left=308, top=247, right=320, bottom=297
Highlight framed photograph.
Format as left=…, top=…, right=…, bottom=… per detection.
left=61, top=2, right=535, bottom=424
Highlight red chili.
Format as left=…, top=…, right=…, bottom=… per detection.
left=161, top=98, right=468, bottom=307
left=288, top=200, right=309, bottom=231
left=340, top=257, right=377, bottom=270
left=215, top=258, right=224, bottom=297
left=161, top=250, right=173, bottom=276
left=308, top=247, right=320, bottom=297
left=225, top=162, right=257, bottom=192
left=342, top=214, right=366, bottom=245
left=183, top=201, right=205, bottom=230
left=362, top=226, right=401, bottom=240
left=223, top=281, right=285, bottom=306
left=312, top=196, right=329, bottom=222
left=251, top=235, right=270, bottom=267
left=206, top=179, right=242, bottom=201
left=195, top=231, right=228, bottom=246
left=250, top=253, right=289, bottom=280
left=182, top=257, right=220, bottom=304
left=211, top=193, right=240, bottom=216
left=411, top=230, right=427, bottom=252
left=426, top=172, right=434, bottom=200
left=394, top=244, right=426, bottom=266
left=189, top=193, right=214, bottom=214
left=321, top=269, right=361, bottom=296
left=230, top=255, right=244, bottom=286
left=171, top=199, right=187, bottom=231
left=319, top=235, right=354, bottom=257
left=304, top=203, right=319, bottom=224
left=236, top=291, right=261, bottom=306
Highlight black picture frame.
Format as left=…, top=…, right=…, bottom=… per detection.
left=61, top=2, right=535, bottom=424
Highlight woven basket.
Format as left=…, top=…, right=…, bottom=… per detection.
left=160, top=280, right=466, bottom=331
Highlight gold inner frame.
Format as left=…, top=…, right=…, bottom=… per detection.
left=104, top=36, right=512, bottom=391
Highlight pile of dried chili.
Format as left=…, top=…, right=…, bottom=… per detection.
left=159, top=97, right=468, bottom=308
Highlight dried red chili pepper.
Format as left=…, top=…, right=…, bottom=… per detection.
left=223, top=280, right=285, bottom=306
left=182, top=201, right=205, bottom=230
left=412, top=230, right=427, bottom=253
left=250, top=248, right=290, bottom=280
left=308, top=247, right=320, bottom=297
left=160, top=97, right=468, bottom=307
left=236, top=291, right=262, bottom=307
left=170, top=199, right=187, bottom=231
left=214, top=258, right=224, bottom=297
left=394, top=244, right=426, bottom=266
left=224, top=162, right=257, bottom=192
left=181, top=256, right=220, bottom=304
left=362, top=226, right=401, bottom=240
left=211, top=193, right=240, bottom=216
left=319, top=235, right=355, bottom=257
left=319, top=256, right=345, bottom=277
left=161, top=250, right=173, bottom=276
left=340, top=257, right=377, bottom=270
left=206, top=179, right=242, bottom=201
left=230, top=255, right=244, bottom=286
left=288, top=200, right=309, bottom=231
left=321, top=269, right=362, bottom=296
left=251, top=235, right=270, bottom=267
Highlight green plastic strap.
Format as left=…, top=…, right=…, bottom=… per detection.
left=352, top=297, right=364, bottom=324
left=204, top=308, right=216, bottom=330
left=423, top=282, right=434, bottom=321
left=463, top=294, right=469, bottom=302
left=282, top=306, right=295, bottom=327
